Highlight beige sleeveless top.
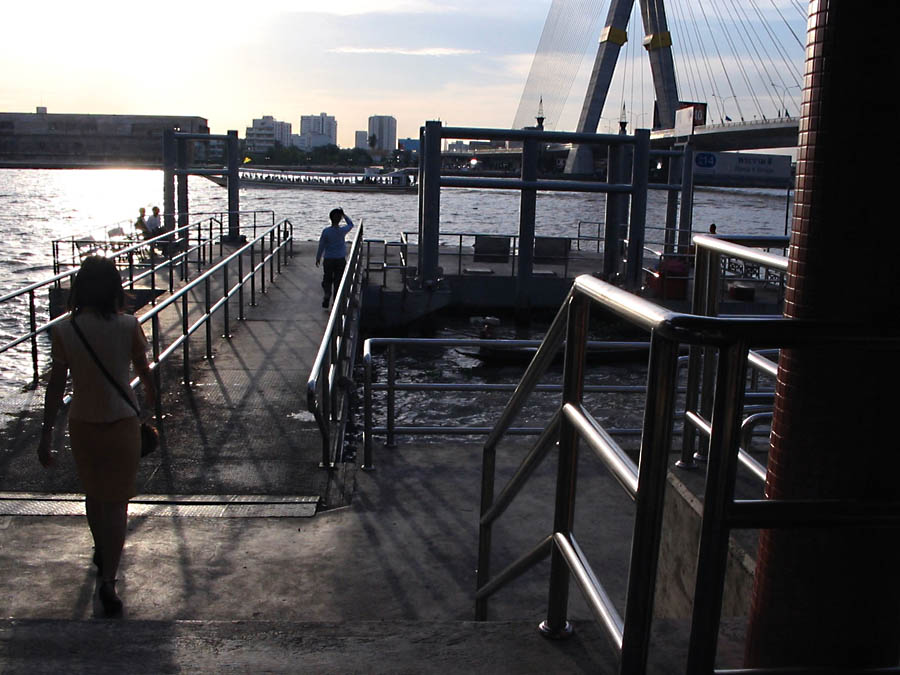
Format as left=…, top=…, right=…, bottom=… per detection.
left=52, top=311, right=148, bottom=423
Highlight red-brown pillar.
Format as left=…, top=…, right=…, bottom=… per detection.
left=745, top=0, right=900, bottom=667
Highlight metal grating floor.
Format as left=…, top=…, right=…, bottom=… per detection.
left=0, top=493, right=318, bottom=517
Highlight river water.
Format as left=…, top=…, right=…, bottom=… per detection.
left=0, top=168, right=790, bottom=405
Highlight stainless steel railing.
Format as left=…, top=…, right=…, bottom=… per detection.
left=680, top=234, right=789, bottom=473
left=36, top=219, right=293, bottom=415
left=307, top=222, right=365, bottom=468
left=133, top=219, right=293, bottom=413
left=1, top=212, right=255, bottom=385
left=361, top=337, right=654, bottom=468
left=474, top=271, right=899, bottom=673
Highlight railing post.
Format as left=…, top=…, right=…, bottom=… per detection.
left=696, top=251, right=721, bottom=461
left=149, top=247, right=157, bottom=305
left=329, top=324, right=339, bottom=422
left=260, top=234, right=267, bottom=295
left=476, top=414, right=498, bottom=621
left=127, top=251, right=135, bottom=289
left=419, top=120, right=442, bottom=285
left=539, top=293, right=589, bottom=639
left=516, top=136, right=538, bottom=313
left=679, top=244, right=709, bottom=468
left=620, top=331, right=680, bottom=673
left=625, top=129, right=650, bottom=291
left=269, top=230, right=275, bottom=284
left=226, top=131, right=241, bottom=241
left=28, top=290, right=38, bottom=383
left=222, top=262, right=231, bottom=338
left=238, top=244, right=245, bottom=322
left=276, top=224, right=283, bottom=274
left=678, top=145, right=695, bottom=255
left=250, top=238, right=257, bottom=306
left=664, top=149, right=683, bottom=256
left=605, top=140, right=628, bottom=281
left=205, top=277, right=213, bottom=358
left=386, top=344, right=396, bottom=448
left=151, top=313, right=162, bottom=421
left=362, top=348, right=374, bottom=470
left=686, top=340, right=749, bottom=673
left=182, top=292, right=190, bottom=385
left=168, top=241, right=175, bottom=293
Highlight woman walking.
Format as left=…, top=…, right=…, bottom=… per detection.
left=37, top=256, right=156, bottom=616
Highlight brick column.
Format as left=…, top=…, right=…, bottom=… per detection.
left=745, top=1, right=900, bottom=667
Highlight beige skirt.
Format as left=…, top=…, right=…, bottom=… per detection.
left=69, top=416, right=141, bottom=502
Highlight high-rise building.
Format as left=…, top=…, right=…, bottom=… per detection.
left=299, top=113, right=337, bottom=149
left=367, top=115, right=397, bottom=155
left=245, top=115, right=291, bottom=153
left=355, top=130, right=368, bottom=150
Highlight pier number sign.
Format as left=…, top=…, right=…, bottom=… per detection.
left=693, top=151, right=791, bottom=181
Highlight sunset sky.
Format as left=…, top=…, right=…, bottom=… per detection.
left=3, top=1, right=554, bottom=146
left=2, top=1, right=806, bottom=147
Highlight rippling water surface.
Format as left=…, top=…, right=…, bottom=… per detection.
left=0, top=168, right=791, bottom=399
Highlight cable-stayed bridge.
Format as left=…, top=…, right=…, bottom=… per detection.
left=514, top=0, right=804, bottom=168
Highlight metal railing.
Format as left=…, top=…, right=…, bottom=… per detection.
left=307, top=222, right=366, bottom=468
left=680, top=234, right=790, bottom=474
left=130, top=219, right=293, bottom=413
left=0, top=213, right=262, bottom=385
left=361, top=338, right=653, bottom=468
left=474, top=272, right=900, bottom=673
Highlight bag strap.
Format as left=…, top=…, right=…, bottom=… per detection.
left=70, top=316, right=140, bottom=417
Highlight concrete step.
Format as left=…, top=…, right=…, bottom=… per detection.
left=1, top=616, right=750, bottom=673
left=0, top=618, right=620, bottom=674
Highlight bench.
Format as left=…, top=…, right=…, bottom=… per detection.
left=473, top=235, right=510, bottom=263
left=533, top=236, right=570, bottom=264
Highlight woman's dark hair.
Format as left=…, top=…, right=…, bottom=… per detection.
left=68, top=256, right=125, bottom=318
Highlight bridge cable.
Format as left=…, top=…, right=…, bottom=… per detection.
left=787, top=0, right=809, bottom=25
left=706, top=0, right=767, bottom=120
left=740, top=0, right=802, bottom=116
left=724, top=0, right=781, bottom=118
left=669, top=0, right=707, bottom=107
left=752, top=0, right=804, bottom=83
left=512, top=0, right=606, bottom=130
left=681, top=0, right=731, bottom=122
left=778, top=0, right=807, bottom=46
left=696, top=0, right=750, bottom=121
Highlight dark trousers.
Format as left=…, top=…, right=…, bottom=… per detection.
left=321, top=257, right=346, bottom=301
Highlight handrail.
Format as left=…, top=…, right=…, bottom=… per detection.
left=474, top=267, right=900, bottom=673
left=1, top=215, right=234, bottom=384
left=133, top=219, right=292, bottom=407
left=680, top=233, right=790, bottom=468
left=41, top=219, right=292, bottom=413
left=362, top=335, right=655, bottom=467
left=307, top=222, right=365, bottom=469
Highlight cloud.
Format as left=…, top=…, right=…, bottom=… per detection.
left=330, top=47, right=480, bottom=57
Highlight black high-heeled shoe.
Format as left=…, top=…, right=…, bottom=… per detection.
left=98, top=581, right=122, bottom=617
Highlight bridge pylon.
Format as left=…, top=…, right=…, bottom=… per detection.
left=565, top=0, right=679, bottom=174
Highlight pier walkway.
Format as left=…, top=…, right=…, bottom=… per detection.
left=0, top=243, right=744, bottom=672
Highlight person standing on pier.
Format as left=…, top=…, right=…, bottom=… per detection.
left=145, top=206, right=161, bottom=235
left=315, top=208, right=354, bottom=309
left=134, top=207, right=147, bottom=237
left=36, top=256, right=156, bottom=617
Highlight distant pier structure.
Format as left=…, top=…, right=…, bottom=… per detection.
left=0, top=107, right=209, bottom=167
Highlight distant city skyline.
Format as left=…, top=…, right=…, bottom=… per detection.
left=2, top=1, right=553, bottom=148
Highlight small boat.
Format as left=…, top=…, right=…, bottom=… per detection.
left=456, top=341, right=652, bottom=366
left=206, top=167, right=417, bottom=194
